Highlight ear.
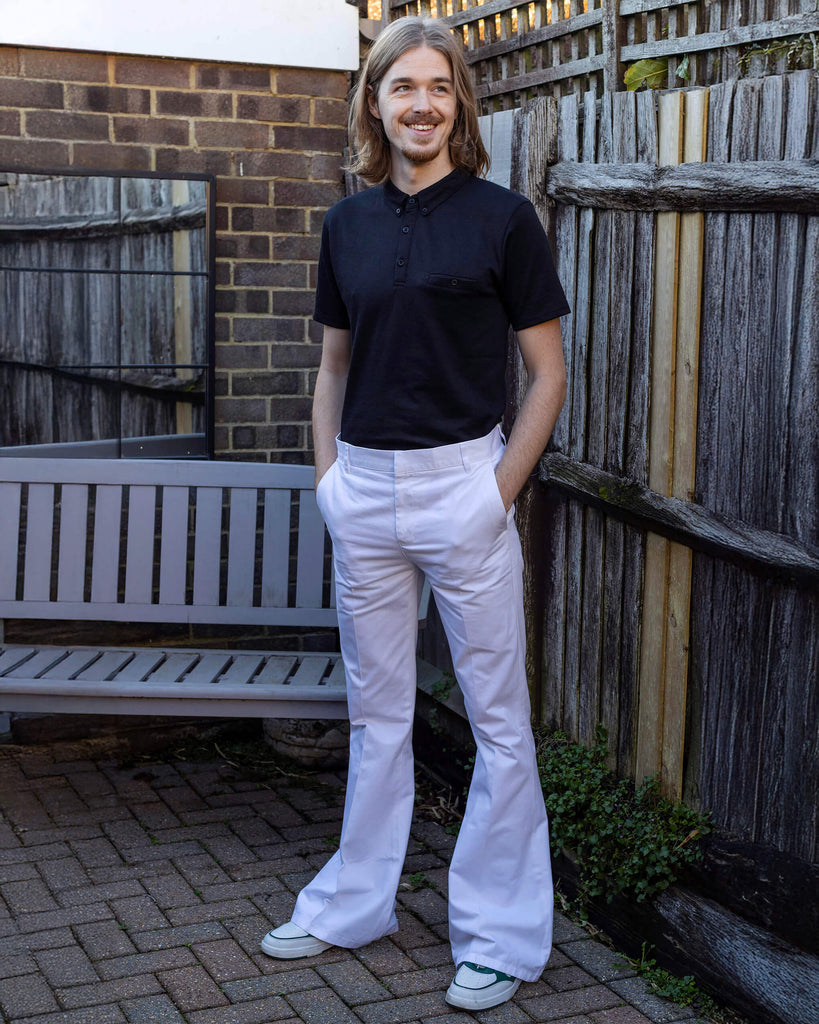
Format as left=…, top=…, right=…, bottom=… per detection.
left=366, top=83, right=381, bottom=121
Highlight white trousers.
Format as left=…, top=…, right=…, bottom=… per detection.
left=291, top=425, right=553, bottom=982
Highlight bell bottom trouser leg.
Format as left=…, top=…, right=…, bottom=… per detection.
left=290, top=427, right=553, bottom=982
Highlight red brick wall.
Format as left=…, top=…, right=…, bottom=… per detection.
left=0, top=47, right=349, bottom=463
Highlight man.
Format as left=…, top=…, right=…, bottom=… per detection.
left=260, top=15, right=570, bottom=1012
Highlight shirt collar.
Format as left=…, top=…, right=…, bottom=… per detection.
left=383, top=167, right=470, bottom=217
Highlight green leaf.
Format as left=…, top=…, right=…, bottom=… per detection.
left=624, top=58, right=669, bottom=91
left=676, top=53, right=691, bottom=80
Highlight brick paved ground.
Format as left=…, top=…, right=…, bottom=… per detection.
left=0, top=734, right=706, bottom=1024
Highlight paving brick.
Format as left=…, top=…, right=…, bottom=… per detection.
left=590, top=1006, right=656, bottom=1023
left=0, top=972, right=60, bottom=1017
left=356, top=990, right=451, bottom=1022
left=409, top=944, right=454, bottom=969
left=57, top=973, right=162, bottom=1009
left=73, top=920, right=138, bottom=959
left=286, top=986, right=364, bottom=1024
left=95, top=947, right=196, bottom=980
left=132, top=920, right=228, bottom=951
left=191, top=936, right=259, bottom=981
left=547, top=965, right=603, bottom=991
left=1, top=878, right=59, bottom=913
left=519, top=983, right=623, bottom=1020
left=553, top=911, right=592, bottom=944
left=17, top=902, right=115, bottom=934
left=14, top=1007, right=127, bottom=1024
left=35, top=945, right=98, bottom=986
left=0, top=950, right=37, bottom=979
left=120, top=993, right=188, bottom=1023
left=396, top=888, right=449, bottom=926
left=58, top=879, right=145, bottom=907
left=223, top=967, right=322, bottom=999
left=36, top=857, right=89, bottom=891
left=186, top=995, right=294, bottom=1023
left=23, top=927, right=75, bottom=951
left=174, top=852, right=233, bottom=887
left=0, top=861, right=38, bottom=883
left=159, top=964, right=230, bottom=1010
left=318, top=959, right=392, bottom=1004
left=390, top=909, right=442, bottom=952
left=607, top=979, right=696, bottom=1022
left=383, top=966, right=451, bottom=998
left=70, top=837, right=122, bottom=868
left=110, top=895, right=170, bottom=932
left=561, top=939, right=637, bottom=982
left=0, top=841, right=73, bottom=865
left=167, top=896, right=258, bottom=926
left=355, top=937, right=417, bottom=975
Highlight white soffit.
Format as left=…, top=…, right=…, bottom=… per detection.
left=0, top=0, right=360, bottom=71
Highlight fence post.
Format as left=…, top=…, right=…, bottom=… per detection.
left=602, top=0, right=626, bottom=93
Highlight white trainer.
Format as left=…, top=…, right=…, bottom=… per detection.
left=445, top=961, right=522, bottom=1010
left=260, top=921, right=332, bottom=959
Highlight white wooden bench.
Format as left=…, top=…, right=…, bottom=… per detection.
left=0, top=457, right=357, bottom=721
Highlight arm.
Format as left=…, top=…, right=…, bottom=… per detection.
left=493, top=318, right=567, bottom=511
left=312, top=325, right=351, bottom=487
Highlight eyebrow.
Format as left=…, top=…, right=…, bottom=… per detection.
left=387, top=75, right=453, bottom=85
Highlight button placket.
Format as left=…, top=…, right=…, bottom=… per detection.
left=393, top=199, right=417, bottom=285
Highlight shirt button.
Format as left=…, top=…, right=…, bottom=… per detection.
left=397, top=258, right=406, bottom=267
left=395, top=208, right=401, bottom=215
left=402, top=226, right=409, bottom=234
left=422, top=207, right=429, bottom=215
left=450, top=279, right=459, bottom=286
left=408, top=197, right=416, bottom=205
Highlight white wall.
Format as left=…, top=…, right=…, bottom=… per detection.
left=0, top=0, right=360, bottom=71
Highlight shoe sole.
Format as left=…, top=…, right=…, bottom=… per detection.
left=260, top=935, right=332, bottom=959
left=445, top=978, right=521, bottom=1010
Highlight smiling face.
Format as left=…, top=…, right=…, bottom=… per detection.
left=367, top=45, right=457, bottom=190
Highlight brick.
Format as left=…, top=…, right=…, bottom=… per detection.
left=216, top=178, right=270, bottom=205
left=114, top=116, right=189, bottom=146
left=590, top=1007, right=655, bottom=1024
left=159, top=965, right=229, bottom=1010
left=66, top=84, right=150, bottom=114
left=273, top=235, right=321, bottom=261
left=195, top=120, right=270, bottom=149
left=21, top=48, right=108, bottom=82
left=313, top=98, right=348, bottom=126
left=26, top=110, right=108, bottom=140
left=0, top=47, right=20, bottom=76
left=268, top=343, right=322, bottom=367
left=272, top=290, right=315, bottom=317
left=232, top=372, right=300, bottom=396
left=73, top=920, right=138, bottom=960
left=275, top=179, right=343, bottom=208
left=132, top=921, right=227, bottom=952
left=187, top=996, right=294, bottom=1023
left=232, top=205, right=304, bottom=233
left=234, top=263, right=306, bottom=288
left=197, top=65, right=271, bottom=91
left=274, top=125, right=347, bottom=154
left=0, top=973, right=60, bottom=1017
left=237, top=94, right=310, bottom=123
left=216, top=234, right=270, bottom=259
left=1, top=879, right=59, bottom=914
left=311, top=153, right=345, bottom=181
left=608, top=978, right=696, bottom=1021
left=235, top=151, right=309, bottom=178
left=115, top=56, right=191, bottom=88
left=560, top=939, right=637, bottom=982
left=232, top=426, right=257, bottom=449
left=216, top=343, right=269, bottom=370
left=268, top=397, right=312, bottom=420
left=318, top=959, right=391, bottom=1004
left=72, top=144, right=151, bottom=172
left=59, top=974, right=163, bottom=1011
left=285, top=987, right=362, bottom=1024
left=0, top=77, right=63, bottom=109
left=110, top=894, right=170, bottom=932
left=156, top=147, right=233, bottom=176
left=156, top=89, right=233, bottom=118
left=0, top=109, right=21, bottom=134
left=36, top=945, right=98, bottom=986
left=519, top=983, right=623, bottom=1020
left=276, top=69, right=349, bottom=100
left=190, top=937, right=258, bottom=982
left=120, top=994, right=187, bottom=1023
left=95, top=947, right=196, bottom=981
left=230, top=317, right=277, bottom=342
left=355, top=990, right=450, bottom=1022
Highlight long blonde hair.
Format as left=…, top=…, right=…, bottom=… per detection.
left=348, top=16, right=490, bottom=185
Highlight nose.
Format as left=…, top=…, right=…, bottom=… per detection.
left=413, top=89, right=433, bottom=112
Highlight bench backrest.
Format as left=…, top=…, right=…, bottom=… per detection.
left=0, top=458, right=337, bottom=628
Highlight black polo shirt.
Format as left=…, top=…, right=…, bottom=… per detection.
left=314, top=167, right=570, bottom=449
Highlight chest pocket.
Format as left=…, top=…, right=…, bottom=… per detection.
left=426, top=273, right=486, bottom=294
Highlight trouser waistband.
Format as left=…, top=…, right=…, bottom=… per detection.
left=335, top=424, right=504, bottom=476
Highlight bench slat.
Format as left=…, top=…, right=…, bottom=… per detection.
left=159, top=486, right=189, bottom=605
left=261, top=490, right=289, bottom=608
left=23, top=484, right=54, bottom=601
left=114, top=651, right=166, bottom=682
left=254, top=655, right=299, bottom=686
left=0, top=483, right=21, bottom=600
left=0, top=648, right=37, bottom=674
left=218, top=654, right=265, bottom=686
left=91, top=486, right=123, bottom=604
left=57, top=485, right=89, bottom=602
left=75, top=650, right=134, bottom=682
left=39, top=649, right=101, bottom=679
left=227, top=488, right=256, bottom=608
left=146, top=652, right=199, bottom=683
left=193, top=487, right=222, bottom=606
left=4, top=648, right=70, bottom=679
left=296, top=490, right=326, bottom=609
left=180, top=653, right=233, bottom=685
left=326, top=658, right=347, bottom=688
left=290, top=656, right=331, bottom=688
left=125, top=486, right=156, bottom=604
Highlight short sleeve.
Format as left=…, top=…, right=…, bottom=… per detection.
left=313, top=215, right=350, bottom=330
left=500, top=200, right=571, bottom=331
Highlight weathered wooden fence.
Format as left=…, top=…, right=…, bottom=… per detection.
left=492, top=70, right=818, bottom=871
left=385, top=0, right=819, bottom=109
left=0, top=174, right=209, bottom=451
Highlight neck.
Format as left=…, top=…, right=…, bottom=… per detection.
left=388, top=152, right=455, bottom=195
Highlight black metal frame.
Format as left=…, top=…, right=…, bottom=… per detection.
left=0, top=165, right=217, bottom=459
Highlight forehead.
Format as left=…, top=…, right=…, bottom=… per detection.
left=383, top=45, right=452, bottom=83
